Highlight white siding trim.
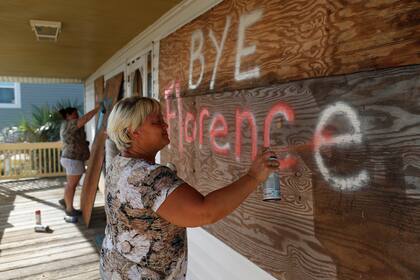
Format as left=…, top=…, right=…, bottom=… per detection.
left=152, top=40, right=160, bottom=100
left=187, top=227, right=277, bottom=280
left=126, top=50, right=150, bottom=98
left=84, top=83, right=96, bottom=146
left=104, top=63, right=126, bottom=82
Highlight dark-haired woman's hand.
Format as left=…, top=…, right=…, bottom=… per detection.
left=99, top=101, right=106, bottom=114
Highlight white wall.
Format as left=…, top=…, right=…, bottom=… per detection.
left=84, top=1, right=276, bottom=279
left=187, top=228, right=277, bottom=280
left=84, top=83, right=95, bottom=147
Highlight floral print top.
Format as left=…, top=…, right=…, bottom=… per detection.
left=100, top=155, right=187, bottom=280
left=60, top=119, right=90, bottom=161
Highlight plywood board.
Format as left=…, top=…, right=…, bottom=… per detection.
left=94, top=76, right=106, bottom=195
left=159, top=0, right=420, bottom=278
left=81, top=72, right=123, bottom=227
left=162, top=64, right=420, bottom=280
left=159, top=0, right=420, bottom=96
left=94, top=76, right=105, bottom=128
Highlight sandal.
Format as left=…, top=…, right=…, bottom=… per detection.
left=59, top=199, right=82, bottom=215
left=58, top=198, right=66, bottom=208
left=64, top=210, right=79, bottom=223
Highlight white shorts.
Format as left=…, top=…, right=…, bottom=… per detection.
left=60, top=158, right=85, bottom=175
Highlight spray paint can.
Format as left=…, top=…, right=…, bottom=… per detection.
left=35, top=210, right=41, bottom=225
left=34, top=224, right=51, bottom=232
left=262, top=156, right=281, bottom=201
left=34, top=210, right=52, bottom=232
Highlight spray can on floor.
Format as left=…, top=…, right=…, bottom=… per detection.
left=34, top=224, right=51, bottom=232
left=262, top=156, right=281, bottom=201
left=35, top=210, right=41, bottom=225
left=34, top=210, right=51, bottom=232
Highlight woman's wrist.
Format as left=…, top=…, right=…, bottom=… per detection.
left=244, top=172, right=261, bottom=185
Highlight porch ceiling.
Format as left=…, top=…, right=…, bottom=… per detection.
left=0, top=0, right=181, bottom=81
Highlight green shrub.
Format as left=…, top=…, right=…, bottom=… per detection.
left=17, top=99, right=83, bottom=142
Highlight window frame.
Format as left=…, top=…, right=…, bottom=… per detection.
left=126, top=46, right=154, bottom=98
left=0, top=83, right=21, bottom=108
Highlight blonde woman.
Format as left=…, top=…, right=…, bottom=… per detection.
left=100, top=96, right=279, bottom=280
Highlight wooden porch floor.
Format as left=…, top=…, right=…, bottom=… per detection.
left=0, top=177, right=106, bottom=280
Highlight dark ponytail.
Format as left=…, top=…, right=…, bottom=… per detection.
left=58, top=107, right=78, bottom=119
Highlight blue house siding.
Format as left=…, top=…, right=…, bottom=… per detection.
left=0, top=83, right=84, bottom=130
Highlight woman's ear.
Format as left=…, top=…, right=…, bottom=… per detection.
left=129, top=126, right=142, bottom=140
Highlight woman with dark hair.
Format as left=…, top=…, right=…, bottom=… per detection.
left=58, top=104, right=103, bottom=223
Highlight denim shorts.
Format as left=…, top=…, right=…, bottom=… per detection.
left=60, top=157, right=85, bottom=175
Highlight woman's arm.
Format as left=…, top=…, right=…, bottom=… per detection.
left=156, top=150, right=278, bottom=227
left=77, top=106, right=100, bottom=128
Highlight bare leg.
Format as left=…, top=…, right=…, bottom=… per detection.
left=64, top=174, right=82, bottom=213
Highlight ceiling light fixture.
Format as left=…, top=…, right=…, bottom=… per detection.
left=30, top=20, right=62, bottom=42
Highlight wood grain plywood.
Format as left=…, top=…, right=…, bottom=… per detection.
left=94, top=76, right=105, bottom=130
left=159, top=1, right=420, bottom=278
left=162, top=65, right=420, bottom=279
left=81, top=72, right=123, bottom=227
left=159, top=0, right=420, bottom=96
left=94, top=76, right=105, bottom=107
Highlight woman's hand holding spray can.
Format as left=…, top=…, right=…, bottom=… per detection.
left=262, top=149, right=281, bottom=201
left=165, top=150, right=281, bottom=201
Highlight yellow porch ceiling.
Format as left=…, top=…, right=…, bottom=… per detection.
left=0, top=0, right=181, bottom=80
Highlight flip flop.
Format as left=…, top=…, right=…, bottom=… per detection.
left=58, top=198, right=66, bottom=208
left=64, top=209, right=83, bottom=223
left=59, top=199, right=82, bottom=215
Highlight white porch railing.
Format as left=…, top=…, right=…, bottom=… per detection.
left=0, top=142, right=65, bottom=180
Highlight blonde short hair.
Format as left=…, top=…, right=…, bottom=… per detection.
left=107, top=96, right=161, bottom=151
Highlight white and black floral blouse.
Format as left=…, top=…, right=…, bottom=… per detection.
left=100, top=155, right=187, bottom=280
